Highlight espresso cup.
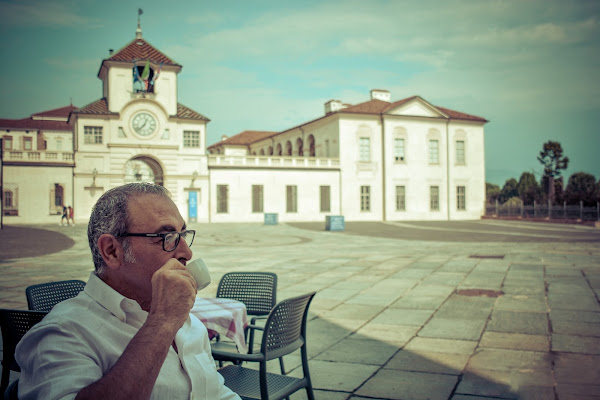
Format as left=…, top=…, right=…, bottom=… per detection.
left=186, top=259, right=211, bottom=291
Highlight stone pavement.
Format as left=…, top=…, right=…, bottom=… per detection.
left=1, top=220, right=599, bottom=399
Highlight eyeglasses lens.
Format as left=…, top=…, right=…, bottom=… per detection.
left=164, top=231, right=195, bottom=251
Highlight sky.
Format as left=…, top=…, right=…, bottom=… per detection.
left=0, top=0, right=598, bottom=187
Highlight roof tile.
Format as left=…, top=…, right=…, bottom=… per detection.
left=208, top=130, right=278, bottom=149
left=107, top=38, right=180, bottom=66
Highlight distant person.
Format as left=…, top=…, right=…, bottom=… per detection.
left=60, top=205, right=68, bottom=226
left=16, top=183, right=240, bottom=399
left=68, top=205, right=75, bottom=226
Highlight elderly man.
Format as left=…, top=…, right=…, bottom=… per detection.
left=16, top=183, right=240, bottom=400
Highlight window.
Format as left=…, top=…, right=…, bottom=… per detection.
left=325, top=140, right=330, bottom=157
left=183, top=131, right=200, bottom=148
left=3, top=136, right=12, bottom=150
left=84, top=126, right=103, bottom=144
left=3, top=184, right=18, bottom=215
left=360, top=185, right=370, bottom=211
left=286, top=185, right=297, bottom=213
left=4, top=190, right=13, bottom=207
left=217, top=185, right=228, bottom=213
left=456, top=140, right=465, bottom=165
left=429, top=140, right=439, bottom=164
left=320, top=185, right=331, bottom=212
left=395, top=185, right=406, bottom=211
left=394, top=138, right=405, bottom=162
left=54, top=184, right=64, bottom=207
left=430, top=186, right=439, bottom=211
left=457, top=186, right=466, bottom=210
left=252, top=185, right=264, bottom=213
left=23, top=137, right=33, bottom=150
left=56, top=139, right=62, bottom=150
left=359, top=137, right=370, bottom=162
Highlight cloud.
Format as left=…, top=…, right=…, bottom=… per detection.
left=0, top=0, right=99, bottom=28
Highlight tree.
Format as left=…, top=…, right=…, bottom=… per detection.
left=537, top=141, right=569, bottom=204
left=517, top=172, right=541, bottom=205
left=486, top=182, right=501, bottom=204
left=564, top=172, right=599, bottom=206
left=500, top=178, right=518, bottom=204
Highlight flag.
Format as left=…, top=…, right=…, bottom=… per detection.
left=141, top=60, right=150, bottom=81
left=138, top=8, right=143, bottom=16
left=132, top=60, right=141, bottom=83
left=150, top=63, right=163, bottom=85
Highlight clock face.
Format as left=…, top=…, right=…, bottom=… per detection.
left=131, top=112, right=157, bottom=137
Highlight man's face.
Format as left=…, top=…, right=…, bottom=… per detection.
left=118, top=193, right=193, bottom=302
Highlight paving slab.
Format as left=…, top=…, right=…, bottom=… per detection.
left=403, top=337, right=478, bottom=355
left=355, top=369, right=458, bottom=400
left=315, top=338, right=399, bottom=365
left=384, top=349, right=469, bottom=375
left=351, top=323, right=418, bottom=346
left=294, top=360, right=378, bottom=392
left=479, top=332, right=549, bottom=352
left=370, top=308, right=434, bottom=326
left=465, top=348, right=553, bottom=373
left=552, top=334, right=600, bottom=354
left=419, top=317, right=487, bottom=341
left=486, top=310, right=549, bottom=335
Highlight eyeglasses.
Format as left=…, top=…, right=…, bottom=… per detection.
left=121, top=230, right=196, bottom=252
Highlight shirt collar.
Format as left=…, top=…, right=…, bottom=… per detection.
left=84, top=272, right=144, bottom=323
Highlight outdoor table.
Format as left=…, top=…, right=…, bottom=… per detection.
left=190, top=297, right=248, bottom=354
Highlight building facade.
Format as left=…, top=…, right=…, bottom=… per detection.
left=208, top=90, right=488, bottom=223
left=1, top=26, right=488, bottom=226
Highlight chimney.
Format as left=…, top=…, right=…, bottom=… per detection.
left=221, top=135, right=229, bottom=142
left=370, top=89, right=391, bottom=102
left=324, top=99, right=344, bottom=114
left=109, top=49, right=114, bottom=55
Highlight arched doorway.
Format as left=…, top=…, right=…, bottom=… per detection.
left=296, top=138, right=304, bottom=156
left=124, top=156, right=164, bottom=185
left=308, top=135, right=315, bottom=157
left=285, top=141, right=292, bottom=156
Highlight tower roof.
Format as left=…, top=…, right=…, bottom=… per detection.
left=105, top=37, right=180, bottom=67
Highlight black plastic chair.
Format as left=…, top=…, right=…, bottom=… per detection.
left=213, top=291, right=316, bottom=400
left=212, top=272, right=278, bottom=367
left=26, top=280, right=86, bottom=312
left=0, top=309, right=47, bottom=396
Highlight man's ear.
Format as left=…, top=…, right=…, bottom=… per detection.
left=97, top=234, right=124, bottom=270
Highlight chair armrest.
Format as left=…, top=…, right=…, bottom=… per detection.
left=245, top=323, right=264, bottom=332
left=249, top=315, right=268, bottom=325
left=212, top=349, right=265, bottom=363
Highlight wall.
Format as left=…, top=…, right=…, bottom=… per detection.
left=208, top=168, right=340, bottom=223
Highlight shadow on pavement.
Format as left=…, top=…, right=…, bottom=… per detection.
left=0, top=226, right=75, bottom=261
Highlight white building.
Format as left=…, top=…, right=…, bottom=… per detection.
left=1, top=24, right=488, bottom=226
left=208, top=91, right=488, bottom=222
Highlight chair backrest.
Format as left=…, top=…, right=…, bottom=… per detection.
left=26, top=280, right=86, bottom=312
left=0, top=309, right=47, bottom=394
left=260, top=291, right=316, bottom=360
left=216, top=272, right=277, bottom=316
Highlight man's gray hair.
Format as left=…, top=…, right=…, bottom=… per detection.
left=88, top=182, right=171, bottom=274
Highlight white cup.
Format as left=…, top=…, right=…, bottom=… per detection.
left=186, top=259, right=211, bottom=291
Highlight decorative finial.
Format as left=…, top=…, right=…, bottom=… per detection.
left=136, top=8, right=143, bottom=39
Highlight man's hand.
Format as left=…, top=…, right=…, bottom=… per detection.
left=148, top=259, right=197, bottom=334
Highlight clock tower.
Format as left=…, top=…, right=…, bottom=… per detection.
left=69, top=16, right=210, bottom=223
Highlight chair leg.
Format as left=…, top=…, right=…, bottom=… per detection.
left=279, top=357, right=286, bottom=375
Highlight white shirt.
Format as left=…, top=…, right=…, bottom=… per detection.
left=15, top=273, right=240, bottom=400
